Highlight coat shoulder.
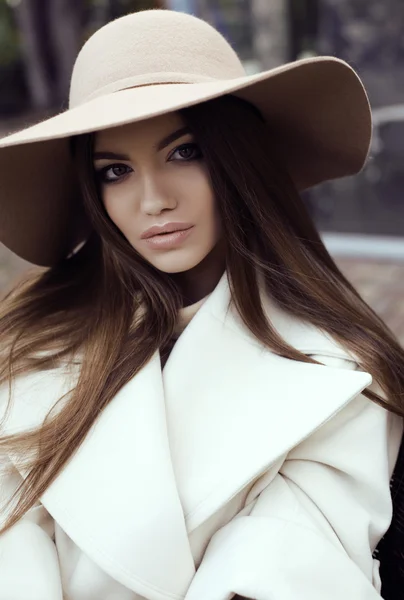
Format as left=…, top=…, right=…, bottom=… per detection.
left=263, top=294, right=360, bottom=368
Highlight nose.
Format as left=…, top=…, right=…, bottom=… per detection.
left=140, top=173, right=177, bottom=216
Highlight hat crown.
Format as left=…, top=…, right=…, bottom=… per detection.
left=69, top=9, right=245, bottom=107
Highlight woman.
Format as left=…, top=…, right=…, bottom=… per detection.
left=0, top=9, right=402, bottom=600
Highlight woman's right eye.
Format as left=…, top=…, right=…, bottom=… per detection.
left=97, top=164, right=132, bottom=183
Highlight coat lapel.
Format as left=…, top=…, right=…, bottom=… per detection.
left=2, top=274, right=372, bottom=600
left=40, top=354, right=196, bottom=600
left=1, top=358, right=196, bottom=600
left=162, top=275, right=371, bottom=531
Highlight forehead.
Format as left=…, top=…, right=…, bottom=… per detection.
left=94, top=111, right=186, bottom=150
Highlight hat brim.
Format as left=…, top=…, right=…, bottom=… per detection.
left=0, top=57, right=371, bottom=266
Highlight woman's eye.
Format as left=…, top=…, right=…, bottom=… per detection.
left=97, top=164, right=132, bottom=183
left=170, top=143, right=202, bottom=162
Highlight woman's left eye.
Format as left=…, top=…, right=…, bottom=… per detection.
left=169, top=143, right=202, bottom=162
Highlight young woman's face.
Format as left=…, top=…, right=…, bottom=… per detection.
left=93, top=112, right=222, bottom=274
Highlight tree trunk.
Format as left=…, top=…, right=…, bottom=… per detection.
left=13, top=0, right=84, bottom=111
left=13, top=0, right=53, bottom=110
left=48, top=0, right=85, bottom=108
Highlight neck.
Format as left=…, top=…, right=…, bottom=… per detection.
left=171, top=242, right=225, bottom=306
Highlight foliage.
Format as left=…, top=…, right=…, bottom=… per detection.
left=0, top=0, right=19, bottom=66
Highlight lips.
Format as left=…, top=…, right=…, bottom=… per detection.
left=141, top=222, right=193, bottom=239
left=142, top=223, right=194, bottom=250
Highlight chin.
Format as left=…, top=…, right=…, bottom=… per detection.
left=149, top=252, right=207, bottom=275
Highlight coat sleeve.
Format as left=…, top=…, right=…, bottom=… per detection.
left=0, top=367, right=73, bottom=600
left=185, top=357, right=403, bottom=600
left=0, top=455, right=63, bottom=600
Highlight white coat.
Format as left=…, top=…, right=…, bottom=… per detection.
left=0, top=274, right=402, bottom=600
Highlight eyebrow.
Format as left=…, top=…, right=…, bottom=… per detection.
left=93, top=126, right=192, bottom=161
left=156, top=126, right=191, bottom=151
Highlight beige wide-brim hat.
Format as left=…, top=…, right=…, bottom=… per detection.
left=0, top=9, right=371, bottom=267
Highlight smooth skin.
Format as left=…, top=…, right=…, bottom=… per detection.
left=94, top=112, right=224, bottom=304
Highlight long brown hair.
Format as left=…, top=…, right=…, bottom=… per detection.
left=1, top=95, right=403, bottom=534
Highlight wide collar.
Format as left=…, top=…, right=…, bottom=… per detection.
left=4, top=274, right=372, bottom=600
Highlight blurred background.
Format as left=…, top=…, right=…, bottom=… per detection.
left=1, top=0, right=404, bottom=341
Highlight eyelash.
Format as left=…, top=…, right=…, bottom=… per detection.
left=96, top=142, right=203, bottom=184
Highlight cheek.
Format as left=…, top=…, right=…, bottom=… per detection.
left=196, top=186, right=221, bottom=241
left=183, top=170, right=220, bottom=227
left=102, top=188, right=134, bottom=231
